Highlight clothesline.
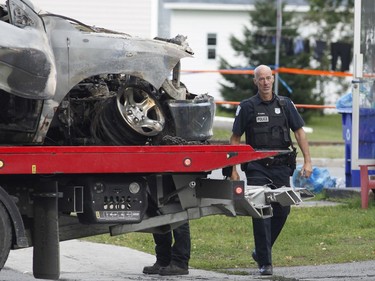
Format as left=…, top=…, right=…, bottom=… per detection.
left=253, top=33, right=352, bottom=71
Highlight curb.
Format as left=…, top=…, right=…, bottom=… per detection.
left=301, top=158, right=345, bottom=168
left=324, top=186, right=375, bottom=201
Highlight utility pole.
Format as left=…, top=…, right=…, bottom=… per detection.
left=275, top=0, right=282, bottom=94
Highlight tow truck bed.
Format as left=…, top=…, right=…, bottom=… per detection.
left=0, top=144, right=308, bottom=280
left=0, top=144, right=278, bottom=174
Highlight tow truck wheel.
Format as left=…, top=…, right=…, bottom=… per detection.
left=0, top=201, right=12, bottom=269
left=116, top=84, right=165, bottom=137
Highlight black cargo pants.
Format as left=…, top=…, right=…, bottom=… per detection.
left=245, top=161, right=292, bottom=267
left=153, top=222, right=191, bottom=269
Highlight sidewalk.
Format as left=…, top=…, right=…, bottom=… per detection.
left=4, top=239, right=375, bottom=281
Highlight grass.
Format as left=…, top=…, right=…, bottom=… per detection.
left=304, top=113, right=343, bottom=142
left=85, top=197, right=375, bottom=271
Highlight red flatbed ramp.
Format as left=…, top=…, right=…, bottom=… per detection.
left=0, top=145, right=277, bottom=174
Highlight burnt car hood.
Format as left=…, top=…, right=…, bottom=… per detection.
left=0, top=0, right=193, bottom=103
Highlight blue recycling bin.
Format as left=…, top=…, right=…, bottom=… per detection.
left=340, top=110, right=360, bottom=187
left=338, top=94, right=375, bottom=187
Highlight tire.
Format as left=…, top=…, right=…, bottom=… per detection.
left=92, top=83, right=167, bottom=145
left=92, top=97, right=150, bottom=145
left=0, top=201, right=12, bottom=270
left=116, top=84, right=165, bottom=137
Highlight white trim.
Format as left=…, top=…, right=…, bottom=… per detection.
left=164, top=3, right=254, bottom=11
left=164, top=3, right=309, bottom=12
left=351, top=0, right=360, bottom=169
left=351, top=0, right=375, bottom=168
left=353, top=0, right=362, bottom=79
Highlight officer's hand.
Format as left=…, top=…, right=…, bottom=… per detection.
left=300, top=163, right=312, bottom=178
left=231, top=169, right=240, bottom=181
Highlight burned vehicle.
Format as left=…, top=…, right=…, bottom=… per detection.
left=0, top=0, right=214, bottom=146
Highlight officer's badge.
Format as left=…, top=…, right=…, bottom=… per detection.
left=275, top=108, right=281, bottom=114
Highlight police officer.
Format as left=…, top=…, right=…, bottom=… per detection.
left=142, top=223, right=190, bottom=276
left=230, top=64, right=312, bottom=275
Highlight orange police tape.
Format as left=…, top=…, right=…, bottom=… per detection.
left=182, top=67, right=352, bottom=78
left=214, top=101, right=336, bottom=109
left=182, top=67, right=343, bottom=109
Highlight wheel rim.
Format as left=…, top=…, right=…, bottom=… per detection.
left=116, top=85, right=165, bottom=136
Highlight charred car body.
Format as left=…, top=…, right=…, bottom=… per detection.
left=0, top=0, right=214, bottom=146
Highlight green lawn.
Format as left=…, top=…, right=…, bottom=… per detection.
left=304, top=113, right=343, bottom=142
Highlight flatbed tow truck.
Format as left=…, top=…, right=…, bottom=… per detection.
left=0, top=144, right=305, bottom=280
left=0, top=1, right=309, bottom=279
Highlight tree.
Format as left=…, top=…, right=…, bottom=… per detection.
left=219, top=0, right=322, bottom=121
left=304, top=0, right=354, bottom=97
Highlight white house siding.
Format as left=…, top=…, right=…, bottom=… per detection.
left=27, top=0, right=158, bottom=38
left=165, top=5, right=252, bottom=100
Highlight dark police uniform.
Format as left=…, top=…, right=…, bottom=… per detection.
left=153, top=222, right=190, bottom=270
left=232, top=93, right=304, bottom=268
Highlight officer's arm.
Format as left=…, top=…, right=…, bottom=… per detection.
left=293, top=127, right=312, bottom=177
left=230, top=134, right=242, bottom=180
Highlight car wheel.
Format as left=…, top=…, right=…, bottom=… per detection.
left=0, top=201, right=12, bottom=270
left=116, top=84, right=165, bottom=137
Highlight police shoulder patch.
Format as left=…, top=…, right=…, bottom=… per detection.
left=235, top=105, right=241, bottom=116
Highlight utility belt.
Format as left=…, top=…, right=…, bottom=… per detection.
left=242, top=149, right=297, bottom=171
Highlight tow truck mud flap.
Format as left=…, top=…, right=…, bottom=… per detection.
left=32, top=181, right=60, bottom=280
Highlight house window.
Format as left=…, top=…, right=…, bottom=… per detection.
left=207, top=48, right=216, bottom=59
left=207, top=33, right=217, bottom=59
left=207, top=33, right=217, bottom=46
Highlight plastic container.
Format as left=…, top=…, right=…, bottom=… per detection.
left=167, top=96, right=215, bottom=141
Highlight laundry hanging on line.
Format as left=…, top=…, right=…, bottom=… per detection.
left=253, top=33, right=352, bottom=72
